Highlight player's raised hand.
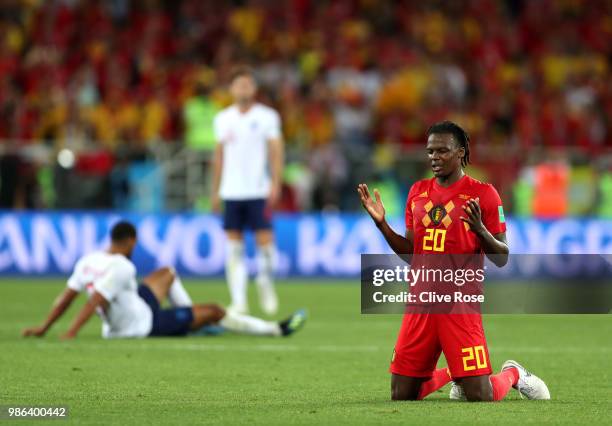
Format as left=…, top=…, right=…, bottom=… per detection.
left=460, top=197, right=486, bottom=235
left=357, top=184, right=385, bottom=225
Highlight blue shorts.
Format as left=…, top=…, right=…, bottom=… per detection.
left=223, top=198, right=272, bottom=231
left=137, top=284, right=194, bottom=337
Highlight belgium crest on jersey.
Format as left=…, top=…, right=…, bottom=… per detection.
left=429, top=205, right=447, bottom=225
left=422, top=200, right=454, bottom=228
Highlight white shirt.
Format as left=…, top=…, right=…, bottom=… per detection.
left=213, top=103, right=281, bottom=200
left=67, top=251, right=152, bottom=339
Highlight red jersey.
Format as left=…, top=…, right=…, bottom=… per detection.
left=391, top=175, right=506, bottom=380
left=405, top=175, right=506, bottom=255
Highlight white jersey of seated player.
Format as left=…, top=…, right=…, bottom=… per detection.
left=67, top=251, right=152, bottom=338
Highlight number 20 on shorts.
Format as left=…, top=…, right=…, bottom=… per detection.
left=461, top=346, right=488, bottom=371
left=423, top=228, right=446, bottom=252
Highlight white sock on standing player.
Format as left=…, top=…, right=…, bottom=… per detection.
left=219, top=310, right=281, bottom=336
left=256, top=243, right=278, bottom=315
left=226, top=239, right=248, bottom=313
left=167, top=273, right=192, bottom=307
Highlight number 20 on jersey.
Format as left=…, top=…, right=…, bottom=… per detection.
left=422, top=228, right=446, bottom=252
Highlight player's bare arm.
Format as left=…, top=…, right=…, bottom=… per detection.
left=357, top=183, right=414, bottom=255
left=22, top=288, right=79, bottom=337
left=460, top=197, right=509, bottom=266
left=211, top=143, right=223, bottom=212
left=268, top=136, right=284, bottom=208
left=61, top=291, right=109, bottom=340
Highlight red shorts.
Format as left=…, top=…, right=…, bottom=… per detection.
left=390, top=313, right=492, bottom=379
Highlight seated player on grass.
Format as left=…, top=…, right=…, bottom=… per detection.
left=22, top=221, right=306, bottom=340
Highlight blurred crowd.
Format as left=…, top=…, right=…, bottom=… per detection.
left=0, top=0, right=610, bottom=216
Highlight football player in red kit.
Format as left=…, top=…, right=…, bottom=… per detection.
left=358, top=121, right=550, bottom=401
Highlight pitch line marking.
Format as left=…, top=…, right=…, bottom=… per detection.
left=29, top=342, right=612, bottom=354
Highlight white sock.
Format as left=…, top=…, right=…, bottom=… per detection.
left=256, top=243, right=276, bottom=288
left=256, top=243, right=278, bottom=314
left=226, top=239, right=248, bottom=310
left=168, top=274, right=192, bottom=307
left=219, top=310, right=281, bottom=336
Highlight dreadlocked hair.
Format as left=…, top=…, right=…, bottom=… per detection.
left=427, top=120, right=471, bottom=167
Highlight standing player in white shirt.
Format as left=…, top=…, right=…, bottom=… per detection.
left=22, top=221, right=305, bottom=339
left=211, top=66, right=284, bottom=315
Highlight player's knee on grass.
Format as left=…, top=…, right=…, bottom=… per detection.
left=390, top=374, right=422, bottom=401
left=190, top=304, right=225, bottom=329
left=459, top=376, right=494, bottom=402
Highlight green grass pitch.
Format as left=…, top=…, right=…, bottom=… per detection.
left=0, top=280, right=610, bottom=425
